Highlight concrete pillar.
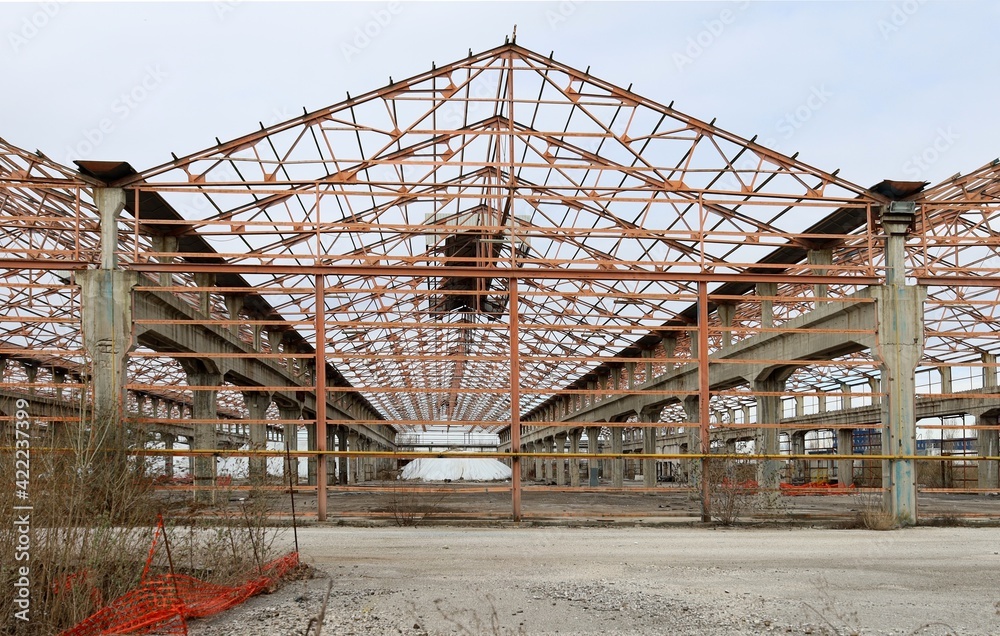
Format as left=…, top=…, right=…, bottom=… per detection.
left=23, top=363, right=37, bottom=395
left=610, top=426, right=624, bottom=488
left=757, top=282, right=776, bottom=330
left=193, top=272, right=215, bottom=316
left=542, top=437, right=556, bottom=483
left=984, top=353, right=999, bottom=389
left=978, top=411, right=999, bottom=490
left=163, top=433, right=175, bottom=478
left=837, top=428, right=854, bottom=486
left=533, top=440, right=544, bottom=481
left=585, top=427, right=601, bottom=485
left=306, top=423, right=317, bottom=486
left=682, top=396, right=700, bottom=485
left=348, top=430, right=360, bottom=483
left=95, top=187, right=125, bottom=270
left=278, top=405, right=300, bottom=485
left=717, top=303, right=736, bottom=347
left=791, top=431, right=807, bottom=482
left=150, top=235, right=178, bottom=287
left=876, top=202, right=925, bottom=525
left=187, top=369, right=223, bottom=503
left=754, top=378, right=783, bottom=502
left=245, top=392, right=271, bottom=484
left=224, top=294, right=244, bottom=337
left=78, top=269, right=139, bottom=424
left=338, top=428, right=349, bottom=484
left=641, top=408, right=659, bottom=488
left=554, top=432, right=567, bottom=486
left=808, top=249, right=833, bottom=305
left=569, top=429, right=582, bottom=487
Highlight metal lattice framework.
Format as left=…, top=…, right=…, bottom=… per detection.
left=1, top=43, right=999, bottom=522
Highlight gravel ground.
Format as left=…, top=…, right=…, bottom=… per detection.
left=187, top=525, right=1000, bottom=635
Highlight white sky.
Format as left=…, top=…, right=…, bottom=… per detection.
left=2, top=0, right=996, bottom=190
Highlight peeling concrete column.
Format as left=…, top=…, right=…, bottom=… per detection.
left=641, top=408, right=659, bottom=488
left=569, top=429, right=582, bottom=487
left=876, top=203, right=925, bottom=526
left=187, top=370, right=223, bottom=503
left=244, top=392, right=271, bottom=484
left=554, top=432, right=567, bottom=486
left=754, top=377, right=783, bottom=503
left=79, top=269, right=140, bottom=425
left=837, top=429, right=855, bottom=486
left=278, top=405, right=301, bottom=486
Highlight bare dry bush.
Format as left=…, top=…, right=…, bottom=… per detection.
left=850, top=489, right=898, bottom=531
left=0, top=415, right=289, bottom=634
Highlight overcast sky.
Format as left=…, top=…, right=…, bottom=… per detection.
left=2, top=1, right=995, bottom=189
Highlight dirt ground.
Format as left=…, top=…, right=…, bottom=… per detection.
left=184, top=480, right=1000, bottom=525
left=187, top=524, right=1000, bottom=636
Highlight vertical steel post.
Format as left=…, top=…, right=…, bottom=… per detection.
left=698, top=281, right=711, bottom=522
left=510, top=275, right=522, bottom=521
left=315, top=274, right=328, bottom=521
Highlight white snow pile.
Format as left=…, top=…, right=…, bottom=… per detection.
left=399, top=457, right=512, bottom=482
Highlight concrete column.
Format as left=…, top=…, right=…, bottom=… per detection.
left=808, top=249, right=833, bottom=305
left=641, top=408, right=658, bottom=488
left=306, top=423, right=317, bottom=486
left=754, top=378, right=783, bottom=501
left=569, top=429, right=582, bottom=487
left=278, top=405, right=300, bottom=485
left=95, top=187, right=125, bottom=270
left=717, top=303, right=736, bottom=347
left=584, top=427, right=601, bottom=485
left=150, top=235, right=178, bottom=287
left=23, top=363, right=37, bottom=395
left=162, top=433, right=175, bottom=478
left=244, top=392, right=271, bottom=484
left=338, top=428, right=349, bottom=484
left=610, top=426, right=624, bottom=488
left=533, top=440, right=544, bottom=481
left=193, top=272, right=215, bottom=316
left=78, top=269, right=139, bottom=424
left=757, top=282, right=776, bottom=329
left=545, top=437, right=557, bottom=482
left=348, top=430, right=360, bottom=483
left=978, top=411, right=999, bottom=490
left=837, top=428, right=854, bottom=486
left=224, top=294, right=245, bottom=337
left=985, top=353, right=998, bottom=389
left=554, top=432, right=567, bottom=486
left=791, top=432, right=807, bottom=482
left=682, top=396, right=700, bottom=486
left=875, top=202, right=925, bottom=525
left=187, top=369, right=223, bottom=503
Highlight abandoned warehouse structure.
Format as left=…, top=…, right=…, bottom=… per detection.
left=1, top=43, right=998, bottom=526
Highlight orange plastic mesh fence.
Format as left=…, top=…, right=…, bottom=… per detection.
left=59, top=517, right=299, bottom=636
